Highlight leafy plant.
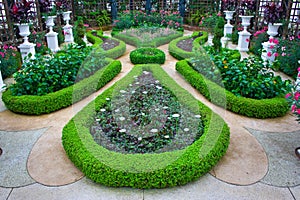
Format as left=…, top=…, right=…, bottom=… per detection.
left=0, top=45, right=21, bottom=79
left=96, top=10, right=111, bottom=28
left=9, top=0, right=35, bottom=24
left=212, top=16, right=225, bottom=52
left=73, top=17, right=87, bottom=47
left=249, top=27, right=268, bottom=56
left=130, top=47, right=165, bottom=64
left=263, top=2, right=285, bottom=24
left=286, top=72, right=300, bottom=123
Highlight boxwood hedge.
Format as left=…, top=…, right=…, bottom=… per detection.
left=112, top=30, right=183, bottom=48
left=86, top=30, right=126, bottom=59
left=2, top=60, right=122, bottom=115
left=176, top=60, right=289, bottom=118
left=62, top=64, right=230, bottom=189
left=130, top=47, right=165, bottom=64
left=168, top=31, right=209, bottom=60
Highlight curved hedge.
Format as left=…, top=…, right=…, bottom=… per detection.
left=62, top=64, right=230, bottom=189
left=130, top=47, right=165, bottom=64
left=2, top=60, right=122, bottom=115
left=168, top=31, right=209, bottom=60
left=113, top=30, right=183, bottom=48
left=86, top=30, right=126, bottom=59
left=176, top=60, right=289, bottom=118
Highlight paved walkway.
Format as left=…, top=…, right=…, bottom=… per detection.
left=0, top=30, right=299, bottom=200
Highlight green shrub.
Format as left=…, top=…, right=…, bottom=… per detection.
left=2, top=60, right=121, bottom=115
left=249, top=29, right=268, bottom=56
left=212, top=17, right=225, bottom=52
left=176, top=60, right=289, bottom=118
left=130, top=47, right=165, bottom=64
left=62, top=64, right=230, bottom=189
left=168, top=31, right=208, bottom=60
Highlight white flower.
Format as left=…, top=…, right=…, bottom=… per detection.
left=119, top=117, right=126, bottom=121
left=143, top=71, right=149, bottom=74
left=150, top=129, right=158, bottom=133
left=163, top=106, right=168, bottom=109
left=155, top=108, right=160, bottom=111
left=135, top=82, right=140, bottom=85
left=141, top=112, right=145, bottom=116
left=129, top=84, right=133, bottom=87
left=143, top=91, right=148, bottom=94
left=164, top=135, right=170, bottom=139
left=115, top=109, right=120, bottom=112
left=119, top=129, right=126, bottom=133
left=133, top=75, right=138, bottom=78
left=155, top=80, right=160, bottom=83
left=156, top=86, right=162, bottom=90
left=132, top=90, right=136, bottom=94
left=138, top=137, right=142, bottom=141
left=194, top=115, right=201, bottom=118
left=184, top=128, right=190, bottom=132
left=96, top=118, right=100, bottom=122
left=172, top=114, right=180, bottom=118
left=106, top=98, right=110, bottom=101
left=100, top=108, right=106, bottom=112
left=120, top=90, right=126, bottom=93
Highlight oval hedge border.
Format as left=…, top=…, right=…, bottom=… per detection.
left=2, top=60, right=122, bottom=115
left=112, top=30, right=183, bottom=47
left=86, top=30, right=126, bottom=59
left=176, top=59, right=289, bottom=118
left=130, top=47, right=165, bottom=64
left=168, top=31, right=209, bottom=60
left=62, top=64, right=230, bottom=189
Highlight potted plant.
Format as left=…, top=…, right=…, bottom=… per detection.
left=221, top=0, right=237, bottom=12
left=263, top=2, right=285, bottom=37
left=240, top=0, right=256, bottom=16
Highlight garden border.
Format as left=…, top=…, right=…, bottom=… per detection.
left=112, top=30, right=183, bottom=47
left=86, top=30, right=126, bottom=59
left=62, top=64, right=230, bottom=189
left=176, top=60, right=289, bottom=118
left=168, top=31, right=208, bottom=60
left=2, top=60, right=122, bottom=115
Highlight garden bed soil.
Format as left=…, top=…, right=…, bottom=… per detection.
left=176, top=38, right=194, bottom=52
left=91, top=31, right=119, bottom=50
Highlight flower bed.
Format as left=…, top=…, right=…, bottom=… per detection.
left=86, top=30, right=126, bottom=59
left=112, top=27, right=183, bottom=47
left=168, top=31, right=209, bottom=60
left=176, top=59, right=289, bottom=118
left=62, top=64, right=230, bottom=189
left=2, top=60, right=121, bottom=115
left=130, top=47, right=165, bottom=64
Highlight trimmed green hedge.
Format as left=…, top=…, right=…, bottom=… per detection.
left=130, top=47, right=165, bottom=64
left=86, top=30, right=126, bottom=59
left=168, top=31, right=208, bottom=60
left=2, top=60, right=122, bottom=115
left=176, top=60, right=289, bottom=118
left=113, top=31, right=183, bottom=48
left=62, top=64, right=230, bottom=189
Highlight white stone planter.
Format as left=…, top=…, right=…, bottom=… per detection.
left=17, top=23, right=36, bottom=62
left=223, top=11, right=235, bottom=39
left=237, top=16, right=253, bottom=52
left=45, top=16, right=60, bottom=52
left=62, top=11, right=74, bottom=43
left=240, top=15, right=253, bottom=31
left=0, top=70, right=6, bottom=92
left=267, top=23, right=282, bottom=39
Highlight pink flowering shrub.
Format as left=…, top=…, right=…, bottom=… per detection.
left=0, top=45, right=21, bottom=79
left=249, top=27, right=269, bottom=56
left=286, top=67, right=300, bottom=123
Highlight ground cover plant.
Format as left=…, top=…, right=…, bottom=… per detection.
left=113, top=26, right=183, bottom=47
left=62, top=64, right=230, bottom=188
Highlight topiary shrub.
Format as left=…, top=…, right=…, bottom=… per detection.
left=130, top=47, right=165, bottom=64
left=212, top=17, right=225, bottom=52
left=62, top=64, right=230, bottom=189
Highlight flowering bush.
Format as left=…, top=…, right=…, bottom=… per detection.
left=9, top=0, right=36, bottom=24
left=198, top=12, right=221, bottom=33
left=113, top=10, right=182, bottom=31
left=249, top=27, right=268, bottom=56
left=286, top=68, right=300, bottom=123
left=0, top=45, right=21, bottom=79
left=275, top=35, right=300, bottom=77
left=221, top=0, right=237, bottom=11
left=29, top=30, right=49, bottom=54
left=263, top=2, right=284, bottom=24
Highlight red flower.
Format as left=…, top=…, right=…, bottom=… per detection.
left=12, top=4, right=18, bottom=14
left=285, top=93, right=291, bottom=99
left=295, top=92, right=300, bottom=101
left=36, top=42, right=42, bottom=47
left=267, top=52, right=272, bottom=57
left=270, top=45, right=274, bottom=49
left=292, top=104, right=297, bottom=112
left=274, top=52, right=279, bottom=57
left=273, top=39, right=279, bottom=44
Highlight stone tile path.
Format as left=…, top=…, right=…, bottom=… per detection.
left=0, top=30, right=299, bottom=200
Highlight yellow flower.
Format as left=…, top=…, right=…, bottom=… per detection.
left=224, top=65, right=228, bottom=69
left=273, top=80, right=276, bottom=84
left=223, top=60, right=227, bottom=64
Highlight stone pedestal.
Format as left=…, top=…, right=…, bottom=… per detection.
left=261, top=41, right=275, bottom=63
left=46, top=31, right=60, bottom=52
left=237, top=31, right=251, bottom=52
left=18, top=43, right=36, bottom=62
left=0, top=70, right=6, bottom=92
left=63, top=24, right=74, bottom=43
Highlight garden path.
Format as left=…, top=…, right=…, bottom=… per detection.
left=0, top=30, right=299, bottom=199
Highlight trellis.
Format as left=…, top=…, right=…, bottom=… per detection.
left=1, top=0, right=299, bottom=45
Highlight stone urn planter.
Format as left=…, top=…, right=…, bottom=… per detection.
left=17, top=23, right=36, bottom=62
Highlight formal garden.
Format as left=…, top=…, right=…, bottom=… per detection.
left=0, top=0, right=300, bottom=189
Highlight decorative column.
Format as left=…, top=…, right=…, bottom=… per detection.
left=45, top=16, right=60, bottom=52
left=0, top=70, right=6, bottom=92
left=223, top=11, right=235, bottom=39
left=17, top=23, right=36, bottom=62
left=261, top=23, right=282, bottom=64
left=62, top=11, right=74, bottom=43
left=237, top=15, right=253, bottom=52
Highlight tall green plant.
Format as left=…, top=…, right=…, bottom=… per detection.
left=212, top=17, right=224, bottom=52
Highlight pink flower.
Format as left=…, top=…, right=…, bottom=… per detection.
left=292, top=104, right=297, bottom=112
left=274, top=52, right=279, bottom=57
left=36, top=42, right=41, bottom=48
left=199, top=21, right=203, bottom=25
left=246, top=38, right=250, bottom=42
left=298, top=34, right=300, bottom=39
left=281, top=46, right=286, bottom=51
left=12, top=53, right=16, bottom=57
left=289, top=36, right=295, bottom=41
left=217, top=12, right=222, bottom=16
left=269, top=38, right=273, bottom=43
left=263, top=26, right=268, bottom=31
left=281, top=52, right=286, bottom=56
left=267, top=52, right=272, bottom=57
left=32, top=31, right=37, bottom=35
left=273, top=39, right=279, bottom=44
left=0, top=52, right=4, bottom=58
left=285, top=93, right=292, bottom=99
left=84, top=24, right=89, bottom=27
left=298, top=67, right=300, bottom=72
left=295, top=92, right=300, bottom=101
left=297, top=109, right=300, bottom=115
left=3, top=44, right=8, bottom=50
left=270, top=45, right=274, bottom=49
